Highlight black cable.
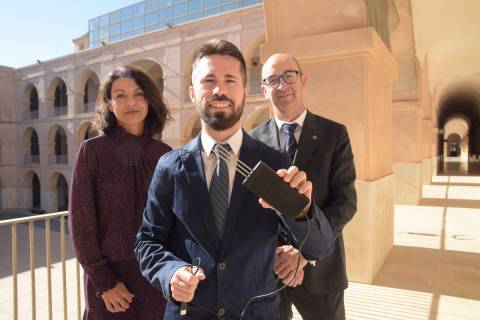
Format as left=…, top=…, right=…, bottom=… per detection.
left=176, top=214, right=311, bottom=320
left=179, top=257, right=219, bottom=318
left=189, top=301, right=220, bottom=319
left=239, top=212, right=311, bottom=320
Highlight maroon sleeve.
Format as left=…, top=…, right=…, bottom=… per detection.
left=68, top=141, right=118, bottom=295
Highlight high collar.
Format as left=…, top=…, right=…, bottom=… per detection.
left=200, top=126, right=243, bottom=157
left=274, top=108, right=307, bottom=131
left=109, top=125, right=149, bottom=144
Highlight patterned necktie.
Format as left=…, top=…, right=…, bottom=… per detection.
left=209, top=143, right=231, bottom=239
left=281, top=123, right=299, bottom=164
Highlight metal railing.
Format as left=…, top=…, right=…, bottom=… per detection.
left=48, top=154, right=68, bottom=165
left=48, top=106, right=68, bottom=117
left=0, top=211, right=82, bottom=320
left=23, top=110, right=39, bottom=120
left=83, top=102, right=96, bottom=113
left=24, top=154, right=40, bottom=164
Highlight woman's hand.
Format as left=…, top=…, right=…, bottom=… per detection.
left=101, top=282, right=135, bottom=313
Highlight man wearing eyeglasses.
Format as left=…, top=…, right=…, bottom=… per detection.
left=135, top=41, right=336, bottom=320
left=250, top=53, right=357, bottom=320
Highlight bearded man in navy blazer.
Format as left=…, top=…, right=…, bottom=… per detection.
left=135, top=40, right=335, bottom=320
left=250, top=54, right=357, bottom=320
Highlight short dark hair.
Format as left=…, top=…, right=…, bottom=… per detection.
left=94, top=65, right=171, bottom=138
left=191, top=39, right=247, bottom=85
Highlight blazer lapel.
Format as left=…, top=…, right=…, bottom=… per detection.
left=221, top=132, right=256, bottom=255
left=261, top=119, right=281, bottom=149
left=180, top=137, right=221, bottom=255
left=295, top=111, right=324, bottom=170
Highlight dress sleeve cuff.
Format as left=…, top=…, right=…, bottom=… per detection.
left=83, top=264, right=118, bottom=296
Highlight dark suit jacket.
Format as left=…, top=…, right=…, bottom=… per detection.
left=135, top=131, right=335, bottom=320
left=250, top=111, right=357, bottom=294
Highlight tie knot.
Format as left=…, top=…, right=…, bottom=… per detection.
left=213, top=143, right=231, bottom=155
left=281, top=123, right=298, bottom=135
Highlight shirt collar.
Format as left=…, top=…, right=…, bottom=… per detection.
left=201, top=126, right=243, bottom=157
left=274, top=108, right=307, bottom=131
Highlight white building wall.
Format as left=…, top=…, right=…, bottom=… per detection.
left=4, top=5, right=267, bottom=212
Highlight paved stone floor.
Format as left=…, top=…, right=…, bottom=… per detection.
left=1, top=167, right=479, bottom=319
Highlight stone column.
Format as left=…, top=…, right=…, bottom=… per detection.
left=392, top=101, right=422, bottom=204
left=70, top=92, right=84, bottom=115
left=421, top=119, right=433, bottom=184
left=43, top=97, right=53, bottom=119
left=261, top=0, right=398, bottom=283
left=0, top=66, right=20, bottom=209
left=417, top=56, right=434, bottom=185
left=431, top=127, right=440, bottom=175
left=388, top=0, right=424, bottom=204
left=67, top=92, right=79, bottom=116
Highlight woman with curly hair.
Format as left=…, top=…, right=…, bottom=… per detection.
left=69, top=65, right=171, bottom=319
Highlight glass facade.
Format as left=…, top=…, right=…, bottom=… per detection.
left=88, top=0, right=263, bottom=48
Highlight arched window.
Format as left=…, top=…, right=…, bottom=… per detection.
left=32, top=173, right=41, bottom=209
left=55, top=129, right=68, bottom=158
left=24, top=86, right=39, bottom=120
left=49, top=126, right=68, bottom=164
left=24, top=128, right=40, bottom=164
left=30, top=88, right=39, bottom=112
left=31, top=130, right=40, bottom=163
left=83, top=74, right=100, bottom=113
left=54, top=81, right=68, bottom=107
left=57, top=175, right=68, bottom=211
left=52, top=80, right=68, bottom=116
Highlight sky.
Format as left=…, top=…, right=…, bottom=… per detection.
left=0, top=0, right=138, bottom=68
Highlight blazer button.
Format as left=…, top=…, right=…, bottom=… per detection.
left=218, top=307, right=225, bottom=317
left=218, top=262, right=226, bottom=271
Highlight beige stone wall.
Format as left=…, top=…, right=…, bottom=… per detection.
left=393, top=162, right=421, bottom=204
left=392, top=101, right=421, bottom=163
left=263, top=0, right=366, bottom=42
left=391, top=100, right=422, bottom=204
left=389, top=0, right=417, bottom=98
left=0, top=67, right=20, bottom=208
left=344, top=175, right=394, bottom=283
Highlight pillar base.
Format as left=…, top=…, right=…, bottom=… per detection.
left=46, top=191, right=57, bottom=213
left=0, top=188, right=19, bottom=209
left=344, top=174, right=394, bottom=283
left=431, top=156, right=439, bottom=176
left=393, top=162, right=422, bottom=204
left=421, top=158, right=432, bottom=185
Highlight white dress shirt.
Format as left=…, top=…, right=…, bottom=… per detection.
left=274, top=108, right=307, bottom=147
left=201, top=127, right=243, bottom=203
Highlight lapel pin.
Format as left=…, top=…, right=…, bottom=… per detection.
left=312, top=135, right=318, bottom=140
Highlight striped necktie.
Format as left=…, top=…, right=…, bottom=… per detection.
left=209, top=143, right=231, bottom=239
left=281, top=123, right=298, bottom=164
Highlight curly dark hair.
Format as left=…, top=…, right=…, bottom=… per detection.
left=94, top=65, right=171, bottom=138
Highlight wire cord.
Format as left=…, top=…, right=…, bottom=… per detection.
left=239, top=213, right=311, bottom=320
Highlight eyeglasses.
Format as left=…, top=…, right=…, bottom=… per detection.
left=262, top=70, right=300, bottom=88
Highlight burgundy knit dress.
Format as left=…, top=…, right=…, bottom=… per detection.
left=68, top=126, right=171, bottom=320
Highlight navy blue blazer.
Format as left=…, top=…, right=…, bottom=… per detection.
left=135, top=132, right=334, bottom=320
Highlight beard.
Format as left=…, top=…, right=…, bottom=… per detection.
left=197, top=94, right=244, bottom=131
